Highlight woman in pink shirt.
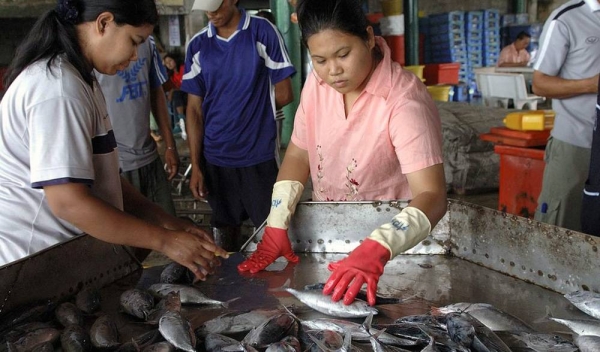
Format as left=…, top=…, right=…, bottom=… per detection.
left=238, top=0, right=447, bottom=306
left=497, top=31, right=531, bottom=67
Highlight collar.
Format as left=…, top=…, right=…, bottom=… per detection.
left=584, top=0, right=600, bottom=12
left=207, top=7, right=249, bottom=38
left=315, top=36, right=392, bottom=99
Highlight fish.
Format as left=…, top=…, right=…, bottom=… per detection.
left=510, top=331, right=578, bottom=352
left=60, top=324, right=92, bottom=352
left=265, top=336, right=301, bottom=352
left=195, top=308, right=284, bottom=336
left=445, top=312, right=512, bottom=352
left=303, top=283, right=406, bottom=305
left=371, top=323, right=431, bottom=344
left=75, top=287, right=101, bottom=314
left=431, top=303, right=535, bottom=332
left=204, top=333, right=257, bottom=352
left=6, top=327, right=60, bottom=352
left=120, top=288, right=155, bottom=320
left=116, top=330, right=161, bottom=352
left=550, top=317, right=600, bottom=337
left=285, top=287, right=378, bottom=318
left=575, top=335, right=600, bottom=352
left=242, top=313, right=298, bottom=349
left=146, top=292, right=182, bottom=325
left=160, top=262, right=194, bottom=285
left=90, top=315, right=120, bottom=349
left=564, top=291, right=600, bottom=320
left=142, top=341, right=176, bottom=352
left=55, top=302, right=84, bottom=327
left=158, top=311, right=196, bottom=352
left=30, top=342, right=54, bottom=352
left=303, top=329, right=354, bottom=352
left=148, top=283, right=236, bottom=307
left=0, top=302, right=56, bottom=337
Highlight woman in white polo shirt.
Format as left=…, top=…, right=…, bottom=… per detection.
left=0, top=0, right=228, bottom=278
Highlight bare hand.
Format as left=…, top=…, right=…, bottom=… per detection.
left=189, top=167, right=208, bottom=199
left=164, top=149, right=180, bottom=181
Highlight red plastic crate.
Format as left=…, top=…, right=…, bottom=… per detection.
left=495, top=144, right=545, bottom=219
left=383, top=35, right=425, bottom=67
left=423, top=63, right=460, bottom=85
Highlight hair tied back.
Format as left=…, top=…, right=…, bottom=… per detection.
left=56, top=0, right=80, bottom=24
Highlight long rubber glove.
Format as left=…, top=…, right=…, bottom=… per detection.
left=237, top=180, right=304, bottom=273
left=323, top=206, right=431, bottom=306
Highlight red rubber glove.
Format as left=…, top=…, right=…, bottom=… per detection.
left=237, top=227, right=299, bottom=274
left=322, top=239, right=390, bottom=306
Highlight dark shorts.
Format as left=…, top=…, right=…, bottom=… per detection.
left=203, top=159, right=278, bottom=228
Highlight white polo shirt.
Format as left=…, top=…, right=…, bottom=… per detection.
left=533, top=0, right=600, bottom=148
left=0, top=56, right=122, bottom=265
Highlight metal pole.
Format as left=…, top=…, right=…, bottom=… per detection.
left=271, top=0, right=302, bottom=147
left=403, top=0, right=419, bottom=65
left=515, top=0, right=527, bottom=14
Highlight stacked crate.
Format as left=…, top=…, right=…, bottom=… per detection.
left=426, top=11, right=467, bottom=83
left=482, top=9, right=501, bottom=66
left=464, top=11, right=483, bottom=99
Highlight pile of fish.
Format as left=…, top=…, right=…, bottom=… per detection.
left=2, top=259, right=600, bottom=352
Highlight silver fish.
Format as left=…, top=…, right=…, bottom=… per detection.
left=120, top=289, right=155, bottom=320
left=265, top=336, right=301, bottom=352
left=550, top=317, right=600, bottom=337
left=242, top=313, right=298, bottom=349
left=55, top=302, right=84, bottom=327
left=148, top=283, right=233, bottom=307
left=61, top=324, right=92, bottom=352
left=285, top=288, right=378, bottom=318
left=432, top=303, right=534, bottom=332
left=575, top=335, right=600, bottom=352
left=90, top=315, right=120, bottom=349
left=196, top=309, right=284, bottom=336
left=304, top=329, right=353, bottom=352
left=146, top=292, right=181, bottom=325
left=510, top=332, right=578, bottom=352
left=204, top=333, right=258, bottom=352
left=142, top=342, right=176, bottom=352
left=159, top=311, right=196, bottom=352
left=564, top=291, right=600, bottom=320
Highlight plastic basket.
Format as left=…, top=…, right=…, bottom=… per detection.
left=427, top=85, right=452, bottom=101
left=380, top=0, right=402, bottom=16
left=403, top=65, right=426, bottom=81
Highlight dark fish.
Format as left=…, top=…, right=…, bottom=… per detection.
left=146, top=292, right=181, bottom=325
left=446, top=312, right=511, bottom=352
left=148, top=284, right=235, bottom=307
left=204, top=333, right=258, bottom=352
left=142, top=341, right=176, bottom=352
left=371, top=323, right=430, bottom=346
left=575, top=335, right=600, bottom=352
left=31, top=342, right=54, bottom=352
left=61, top=324, right=92, bottom=352
left=195, top=308, right=284, bottom=336
left=8, top=327, right=60, bottom=352
left=55, top=302, right=84, bottom=327
left=120, top=288, right=155, bottom=320
left=510, top=331, right=578, bottom=352
left=90, top=315, right=120, bottom=349
left=432, top=303, right=535, bottom=332
left=158, top=311, right=196, bottom=352
left=0, top=302, right=56, bottom=337
left=75, top=287, right=101, bottom=314
left=303, top=329, right=354, bottom=352
left=242, top=313, right=298, bottom=349
left=160, top=262, right=194, bottom=284
left=3, top=322, right=56, bottom=344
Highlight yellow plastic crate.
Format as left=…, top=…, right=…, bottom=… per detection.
left=427, top=85, right=452, bottom=102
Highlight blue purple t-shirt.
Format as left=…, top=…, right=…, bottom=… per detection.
left=181, top=9, right=296, bottom=167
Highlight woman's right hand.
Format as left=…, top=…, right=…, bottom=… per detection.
left=161, top=229, right=229, bottom=281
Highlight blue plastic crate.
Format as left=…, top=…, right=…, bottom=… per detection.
left=452, top=83, right=472, bottom=102
left=467, top=36, right=483, bottom=46
left=482, top=9, right=500, bottom=20
left=430, top=21, right=466, bottom=34
left=429, top=11, right=465, bottom=24
left=429, top=31, right=465, bottom=45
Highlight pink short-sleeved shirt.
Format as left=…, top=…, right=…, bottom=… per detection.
left=291, top=37, right=443, bottom=201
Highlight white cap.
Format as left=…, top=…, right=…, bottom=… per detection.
left=192, top=0, right=223, bottom=12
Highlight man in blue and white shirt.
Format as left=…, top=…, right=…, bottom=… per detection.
left=183, top=0, right=296, bottom=250
left=532, top=0, right=600, bottom=231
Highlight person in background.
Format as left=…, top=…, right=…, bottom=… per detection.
left=0, top=0, right=227, bottom=275
left=532, top=0, right=600, bottom=232
left=255, top=10, right=276, bottom=24
left=163, top=52, right=187, bottom=140
left=237, top=0, right=447, bottom=306
left=582, top=77, right=600, bottom=236
left=97, top=37, right=179, bottom=217
left=182, top=0, right=296, bottom=251
left=497, top=31, right=531, bottom=67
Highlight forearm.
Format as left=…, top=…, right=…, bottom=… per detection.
left=151, top=86, right=177, bottom=150
left=498, top=62, right=527, bottom=67
left=186, top=96, right=205, bottom=172
left=45, top=184, right=166, bottom=252
left=532, top=72, right=598, bottom=99
left=275, top=78, right=294, bottom=110
left=276, top=141, right=310, bottom=183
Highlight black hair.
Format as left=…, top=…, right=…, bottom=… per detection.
left=3, top=0, right=159, bottom=89
left=296, top=0, right=369, bottom=47
left=163, top=52, right=182, bottom=74
left=516, top=31, right=531, bottom=41
left=256, top=10, right=276, bottom=25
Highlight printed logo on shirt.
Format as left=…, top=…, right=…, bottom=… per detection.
left=586, top=37, right=599, bottom=45
left=116, top=58, right=148, bottom=103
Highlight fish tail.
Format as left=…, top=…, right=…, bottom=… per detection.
left=533, top=305, right=554, bottom=324
left=222, top=297, right=241, bottom=309
left=268, top=278, right=291, bottom=293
